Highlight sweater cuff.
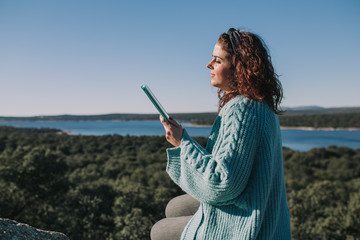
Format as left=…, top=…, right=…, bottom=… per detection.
left=166, top=147, right=181, bottom=174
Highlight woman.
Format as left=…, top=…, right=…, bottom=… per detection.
left=151, top=28, right=291, bottom=239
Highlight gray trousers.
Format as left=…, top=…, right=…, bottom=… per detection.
left=150, top=194, right=200, bottom=240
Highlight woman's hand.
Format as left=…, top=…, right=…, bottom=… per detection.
left=160, top=115, right=183, bottom=147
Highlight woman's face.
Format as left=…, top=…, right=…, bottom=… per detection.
left=206, top=42, right=233, bottom=92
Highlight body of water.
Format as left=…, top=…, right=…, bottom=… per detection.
left=0, top=120, right=359, bottom=151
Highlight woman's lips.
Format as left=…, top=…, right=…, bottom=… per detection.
left=210, top=73, right=215, bottom=77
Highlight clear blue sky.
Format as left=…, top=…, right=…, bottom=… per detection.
left=1, top=0, right=359, bottom=116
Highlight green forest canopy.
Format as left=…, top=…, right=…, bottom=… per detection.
left=0, top=126, right=359, bottom=239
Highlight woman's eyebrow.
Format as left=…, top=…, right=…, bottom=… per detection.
left=212, top=55, right=225, bottom=60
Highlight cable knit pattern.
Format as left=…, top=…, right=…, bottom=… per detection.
left=166, top=95, right=291, bottom=239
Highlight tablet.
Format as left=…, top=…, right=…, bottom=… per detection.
left=141, top=85, right=170, bottom=123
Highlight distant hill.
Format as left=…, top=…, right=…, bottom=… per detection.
left=0, top=113, right=159, bottom=122
left=0, top=112, right=218, bottom=122
left=281, top=106, right=360, bottom=115
left=283, top=106, right=325, bottom=111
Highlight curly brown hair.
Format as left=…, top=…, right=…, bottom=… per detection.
left=217, top=29, right=283, bottom=114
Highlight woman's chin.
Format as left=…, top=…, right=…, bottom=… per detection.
left=210, top=80, right=218, bottom=88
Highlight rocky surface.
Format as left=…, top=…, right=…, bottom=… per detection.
left=0, top=218, right=69, bottom=240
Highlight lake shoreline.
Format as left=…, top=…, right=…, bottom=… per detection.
left=1, top=121, right=359, bottom=151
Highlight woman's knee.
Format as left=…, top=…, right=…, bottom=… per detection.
left=165, top=194, right=200, bottom=218
left=150, top=216, right=192, bottom=240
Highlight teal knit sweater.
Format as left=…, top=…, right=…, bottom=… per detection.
left=166, top=95, right=291, bottom=239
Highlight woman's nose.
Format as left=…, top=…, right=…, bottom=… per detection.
left=206, top=61, right=213, bottom=69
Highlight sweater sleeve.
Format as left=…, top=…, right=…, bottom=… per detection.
left=166, top=100, right=258, bottom=205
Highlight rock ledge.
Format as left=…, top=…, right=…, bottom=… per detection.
left=0, top=218, right=69, bottom=240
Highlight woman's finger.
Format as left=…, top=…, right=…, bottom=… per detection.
left=169, top=117, right=181, bottom=128
left=160, top=115, right=169, bottom=126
